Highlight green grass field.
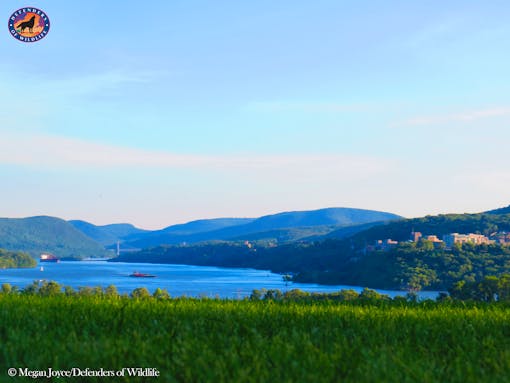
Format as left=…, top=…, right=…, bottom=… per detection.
left=1, top=295, right=510, bottom=382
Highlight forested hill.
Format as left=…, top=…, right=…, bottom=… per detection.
left=0, top=216, right=108, bottom=259
left=484, top=205, right=510, bottom=215
left=345, top=212, right=510, bottom=246
left=297, top=211, right=510, bottom=289
left=112, top=209, right=510, bottom=291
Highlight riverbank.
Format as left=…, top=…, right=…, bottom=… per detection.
left=0, top=261, right=440, bottom=299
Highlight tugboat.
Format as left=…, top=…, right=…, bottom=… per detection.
left=40, top=253, right=60, bottom=263
left=129, top=271, right=156, bottom=278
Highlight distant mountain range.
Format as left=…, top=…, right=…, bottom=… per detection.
left=71, top=207, right=402, bottom=249
left=0, top=207, right=402, bottom=259
left=68, top=221, right=148, bottom=246
left=4, top=205, right=509, bottom=263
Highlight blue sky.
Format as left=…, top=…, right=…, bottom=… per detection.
left=1, top=1, right=509, bottom=229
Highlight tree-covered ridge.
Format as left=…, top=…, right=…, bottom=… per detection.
left=113, top=212, right=510, bottom=292
left=346, top=212, right=510, bottom=246
left=291, top=212, right=510, bottom=290
left=0, top=248, right=36, bottom=268
left=0, top=216, right=107, bottom=259
left=295, top=240, right=510, bottom=290
left=484, top=204, right=510, bottom=215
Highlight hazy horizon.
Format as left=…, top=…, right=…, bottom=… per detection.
left=0, top=204, right=504, bottom=231
left=1, top=1, right=509, bottom=229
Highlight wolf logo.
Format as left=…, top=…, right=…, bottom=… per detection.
left=16, top=15, right=36, bottom=33
left=8, top=8, right=50, bottom=43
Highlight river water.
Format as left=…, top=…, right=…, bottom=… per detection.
left=0, top=261, right=440, bottom=299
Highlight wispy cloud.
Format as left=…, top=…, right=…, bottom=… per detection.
left=0, top=69, right=166, bottom=131
left=46, top=71, right=157, bottom=96
left=246, top=101, right=371, bottom=113
left=0, top=68, right=164, bottom=103
left=403, top=18, right=465, bottom=50
left=454, top=170, right=510, bottom=193
left=0, top=133, right=394, bottom=178
left=394, top=106, right=510, bottom=127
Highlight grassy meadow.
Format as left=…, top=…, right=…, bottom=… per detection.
left=1, top=294, right=510, bottom=382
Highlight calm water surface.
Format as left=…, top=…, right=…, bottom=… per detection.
left=0, top=261, right=440, bottom=299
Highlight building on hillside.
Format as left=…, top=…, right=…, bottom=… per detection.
left=374, top=239, right=399, bottom=251
left=410, top=231, right=443, bottom=247
left=490, top=232, right=510, bottom=245
left=423, top=235, right=442, bottom=243
left=443, top=233, right=491, bottom=248
left=410, top=231, right=422, bottom=242
left=422, top=235, right=444, bottom=248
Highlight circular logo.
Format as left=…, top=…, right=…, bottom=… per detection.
left=8, top=7, right=50, bottom=43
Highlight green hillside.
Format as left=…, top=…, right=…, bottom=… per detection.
left=294, top=212, right=510, bottom=289
left=113, top=210, right=510, bottom=291
left=0, top=216, right=108, bottom=259
left=345, top=212, right=510, bottom=246
left=485, top=205, right=510, bottom=215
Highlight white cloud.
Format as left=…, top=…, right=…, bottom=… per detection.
left=454, top=170, right=510, bottom=193
left=0, top=68, right=164, bottom=105
left=245, top=101, right=371, bottom=113
left=44, top=70, right=164, bottom=97
left=394, top=106, right=510, bottom=127
left=0, top=69, right=162, bottom=129
left=0, top=132, right=394, bottom=179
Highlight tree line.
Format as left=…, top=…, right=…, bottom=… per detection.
left=0, top=248, right=36, bottom=268
left=3, top=277, right=510, bottom=304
